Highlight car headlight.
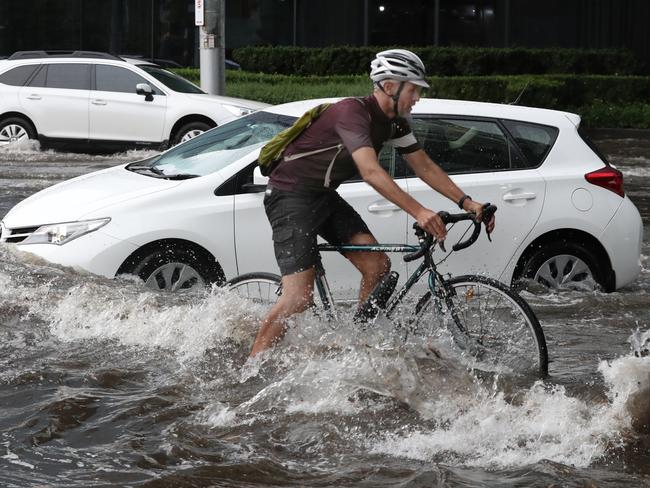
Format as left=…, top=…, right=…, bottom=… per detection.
left=222, top=103, right=256, bottom=117
left=22, top=218, right=111, bottom=246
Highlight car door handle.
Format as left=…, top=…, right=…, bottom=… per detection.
left=26, top=94, right=41, bottom=100
left=368, top=202, right=400, bottom=213
left=502, top=191, right=537, bottom=201
left=91, top=99, right=108, bottom=105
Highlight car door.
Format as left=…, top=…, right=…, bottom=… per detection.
left=19, top=63, right=90, bottom=139
left=403, top=116, right=546, bottom=281
left=89, top=64, right=167, bottom=143
left=232, top=147, right=409, bottom=301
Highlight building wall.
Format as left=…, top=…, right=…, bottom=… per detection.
left=0, top=0, right=648, bottom=71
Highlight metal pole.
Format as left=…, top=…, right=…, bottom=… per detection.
left=199, top=0, right=225, bottom=95
left=434, top=0, right=440, bottom=46
left=504, top=0, right=510, bottom=47
left=293, top=0, right=297, bottom=46
left=363, top=0, right=368, bottom=46
left=151, top=0, right=155, bottom=60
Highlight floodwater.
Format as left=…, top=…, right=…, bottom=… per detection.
left=0, top=137, right=649, bottom=487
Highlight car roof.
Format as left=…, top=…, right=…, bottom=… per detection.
left=265, top=97, right=581, bottom=128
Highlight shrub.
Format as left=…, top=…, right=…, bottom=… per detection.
left=231, top=46, right=640, bottom=76
left=172, top=69, right=650, bottom=128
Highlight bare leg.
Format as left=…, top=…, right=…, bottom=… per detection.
left=249, top=268, right=315, bottom=357
left=344, top=232, right=391, bottom=303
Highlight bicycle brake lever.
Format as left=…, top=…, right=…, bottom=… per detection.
left=439, top=240, right=447, bottom=252
left=486, top=231, right=492, bottom=243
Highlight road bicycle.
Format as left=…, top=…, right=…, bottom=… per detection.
left=227, top=205, right=548, bottom=377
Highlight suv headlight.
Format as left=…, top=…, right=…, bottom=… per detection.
left=22, top=218, right=111, bottom=246
left=222, top=103, right=256, bottom=117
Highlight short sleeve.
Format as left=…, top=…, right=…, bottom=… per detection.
left=333, top=99, right=373, bottom=155
left=389, top=118, right=421, bottom=154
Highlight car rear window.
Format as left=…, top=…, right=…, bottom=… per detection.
left=0, top=64, right=39, bottom=86
left=578, top=128, right=610, bottom=165
left=502, top=120, right=559, bottom=166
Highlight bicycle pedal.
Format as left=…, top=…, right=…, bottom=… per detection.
left=353, top=271, right=399, bottom=324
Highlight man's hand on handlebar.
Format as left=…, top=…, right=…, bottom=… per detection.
left=466, top=200, right=496, bottom=234
left=415, top=208, right=447, bottom=241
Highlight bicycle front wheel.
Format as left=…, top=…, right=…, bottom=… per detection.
left=413, top=274, right=548, bottom=377
left=226, top=272, right=282, bottom=308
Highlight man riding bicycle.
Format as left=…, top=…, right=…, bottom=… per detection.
left=249, top=49, right=496, bottom=358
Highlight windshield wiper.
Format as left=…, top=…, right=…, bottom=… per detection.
left=162, top=174, right=200, bottom=180
left=129, top=165, right=199, bottom=180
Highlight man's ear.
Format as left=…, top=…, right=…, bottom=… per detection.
left=381, top=80, right=396, bottom=97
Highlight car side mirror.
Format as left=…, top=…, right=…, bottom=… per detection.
left=136, top=83, right=154, bottom=102
left=241, top=165, right=268, bottom=193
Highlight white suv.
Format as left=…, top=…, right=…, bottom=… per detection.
left=0, top=50, right=268, bottom=151
left=0, top=98, right=643, bottom=295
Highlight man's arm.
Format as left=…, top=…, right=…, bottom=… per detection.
left=403, top=149, right=495, bottom=232
left=351, top=146, right=448, bottom=239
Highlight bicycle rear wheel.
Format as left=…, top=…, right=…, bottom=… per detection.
left=226, top=272, right=282, bottom=308
left=413, top=274, right=548, bottom=377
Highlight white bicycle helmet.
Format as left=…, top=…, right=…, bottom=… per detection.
left=370, top=49, right=429, bottom=88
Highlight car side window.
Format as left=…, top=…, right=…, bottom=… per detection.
left=44, top=63, right=91, bottom=90
left=502, top=120, right=559, bottom=166
left=95, top=65, right=162, bottom=95
left=396, top=117, right=526, bottom=176
left=0, top=64, right=39, bottom=86
left=26, top=65, right=47, bottom=87
left=339, top=144, right=396, bottom=184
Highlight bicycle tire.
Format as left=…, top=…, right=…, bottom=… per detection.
left=226, top=272, right=282, bottom=307
left=413, top=274, right=548, bottom=377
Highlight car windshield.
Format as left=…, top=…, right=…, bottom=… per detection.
left=138, top=65, right=204, bottom=94
left=127, top=111, right=295, bottom=178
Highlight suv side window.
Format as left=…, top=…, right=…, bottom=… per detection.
left=42, top=63, right=91, bottom=90
left=95, top=65, right=162, bottom=94
left=502, top=120, right=559, bottom=166
left=27, top=65, right=47, bottom=87
left=0, top=64, right=39, bottom=86
left=395, top=117, right=527, bottom=176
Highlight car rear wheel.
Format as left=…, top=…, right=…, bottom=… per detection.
left=0, top=117, right=36, bottom=146
left=127, top=247, right=223, bottom=293
left=172, top=121, right=212, bottom=146
left=520, top=241, right=605, bottom=291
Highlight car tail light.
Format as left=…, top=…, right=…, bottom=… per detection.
left=585, top=166, right=624, bottom=197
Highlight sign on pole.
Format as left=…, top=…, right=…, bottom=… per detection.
left=195, top=0, right=204, bottom=26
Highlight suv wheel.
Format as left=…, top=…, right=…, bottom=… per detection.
left=126, top=247, right=223, bottom=293
left=520, top=241, right=605, bottom=291
left=0, top=117, right=36, bottom=146
left=172, top=121, right=212, bottom=146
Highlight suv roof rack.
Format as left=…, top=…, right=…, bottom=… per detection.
left=8, top=50, right=123, bottom=61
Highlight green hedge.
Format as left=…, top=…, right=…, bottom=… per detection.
left=230, top=46, right=640, bottom=76
left=172, top=69, right=650, bottom=128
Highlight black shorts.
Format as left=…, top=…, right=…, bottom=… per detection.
left=264, top=186, right=371, bottom=276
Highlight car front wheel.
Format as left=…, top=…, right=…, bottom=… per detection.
left=0, top=117, right=36, bottom=146
left=519, top=241, right=607, bottom=292
left=172, top=121, right=212, bottom=146
left=125, top=246, right=224, bottom=293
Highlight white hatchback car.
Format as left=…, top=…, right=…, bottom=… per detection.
left=0, top=97, right=643, bottom=296
left=0, top=50, right=268, bottom=151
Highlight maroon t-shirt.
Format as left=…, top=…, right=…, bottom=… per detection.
left=269, top=95, right=420, bottom=192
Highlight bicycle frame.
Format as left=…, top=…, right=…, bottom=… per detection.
left=315, top=241, right=444, bottom=321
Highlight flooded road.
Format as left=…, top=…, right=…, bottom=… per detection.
left=1, top=136, right=649, bottom=487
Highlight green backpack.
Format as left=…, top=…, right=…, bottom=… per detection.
left=258, top=102, right=332, bottom=176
